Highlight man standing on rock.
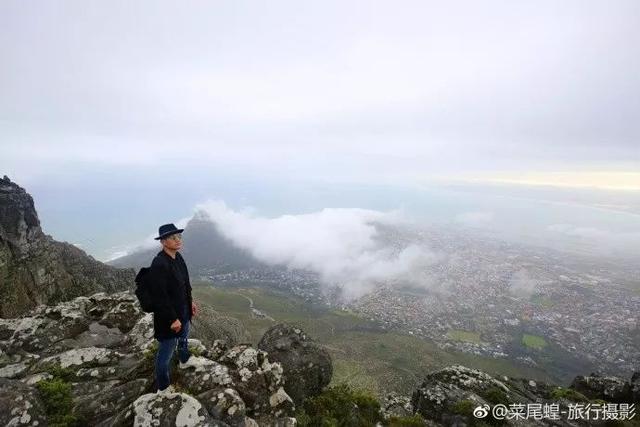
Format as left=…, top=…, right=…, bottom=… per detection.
left=150, top=223, right=198, bottom=392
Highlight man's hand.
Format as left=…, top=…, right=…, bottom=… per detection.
left=170, top=318, right=182, bottom=333
left=191, top=302, right=198, bottom=317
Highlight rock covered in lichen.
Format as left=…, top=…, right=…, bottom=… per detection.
left=176, top=356, right=234, bottom=394
left=111, top=391, right=222, bottom=427
left=412, top=365, right=534, bottom=425
left=0, top=292, right=303, bottom=426
left=217, top=344, right=294, bottom=418
left=196, top=387, right=246, bottom=425
left=381, top=391, right=414, bottom=419
left=0, top=377, right=48, bottom=426
left=570, top=372, right=635, bottom=403
left=258, top=323, right=332, bottom=407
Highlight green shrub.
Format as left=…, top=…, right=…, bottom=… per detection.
left=34, top=363, right=89, bottom=427
left=35, top=377, right=82, bottom=427
left=451, top=399, right=476, bottom=416
left=143, top=341, right=159, bottom=361
left=296, top=382, right=383, bottom=427
left=550, top=387, right=589, bottom=403
left=188, top=344, right=202, bottom=357
left=481, top=387, right=509, bottom=405
left=47, top=365, right=76, bottom=382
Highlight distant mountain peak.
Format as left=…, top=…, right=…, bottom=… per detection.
left=108, top=213, right=264, bottom=273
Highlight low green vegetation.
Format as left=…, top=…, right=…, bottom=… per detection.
left=295, top=382, right=427, bottom=426
left=481, top=386, right=509, bottom=405
left=522, top=334, right=547, bottom=350
left=447, top=329, right=483, bottom=344
left=192, top=282, right=556, bottom=396
left=143, top=340, right=159, bottom=361
left=387, top=414, right=427, bottom=426
left=451, top=399, right=476, bottom=416
left=296, top=382, right=382, bottom=426
left=550, top=386, right=589, bottom=403
left=36, top=365, right=85, bottom=427
left=188, top=343, right=203, bottom=357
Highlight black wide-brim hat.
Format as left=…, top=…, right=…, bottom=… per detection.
left=154, top=223, right=184, bottom=240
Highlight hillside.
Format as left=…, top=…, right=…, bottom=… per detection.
left=0, top=175, right=135, bottom=317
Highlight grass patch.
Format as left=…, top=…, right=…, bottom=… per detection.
left=447, top=330, right=483, bottom=344
left=522, top=334, right=547, bottom=350
left=550, top=387, right=589, bottom=403
left=387, top=414, right=428, bottom=426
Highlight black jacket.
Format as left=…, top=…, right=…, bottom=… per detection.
left=150, top=249, right=193, bottom=339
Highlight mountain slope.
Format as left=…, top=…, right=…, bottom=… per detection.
left=0, top=175, right=135, bottom=317
left=107, top=211, right=265, bottom=273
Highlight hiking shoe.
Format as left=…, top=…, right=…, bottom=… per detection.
left=179, top=354, right=205, bottom=369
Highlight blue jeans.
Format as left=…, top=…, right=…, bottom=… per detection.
left=155, top=305, right=191, bottom=391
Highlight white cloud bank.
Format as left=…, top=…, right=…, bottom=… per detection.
left=194, top=200, right=439, bottom=299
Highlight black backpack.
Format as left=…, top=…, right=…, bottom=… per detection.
left=135, top=267, right=155, bottom=313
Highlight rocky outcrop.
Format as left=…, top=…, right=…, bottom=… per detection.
left=191, top=303, right=251, bottom=348
left=409, top=364, right=639, bottom=426
left=0, top=291, right=313, bottom=426
left=0, top=175, right=135, bottom=317
left=258, top=323, right=333, bottom=407
left=570, top=372, right=635, bottom=403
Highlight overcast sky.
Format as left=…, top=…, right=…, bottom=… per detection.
left=1, top=1, right=639, bottom=260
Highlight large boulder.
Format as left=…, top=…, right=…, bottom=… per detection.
left=110, top=391, right=224, bottom=427
left=258, top=323, right=332, bottom=407
left=217, top=344, right=295, bottom=419
left=412, top=365, right=513, bottom=425
left=196, top=387, right=247, bottom=425
left=411, top=365, right=640, bottom=426
left=570, top=372, right=633, bottom=403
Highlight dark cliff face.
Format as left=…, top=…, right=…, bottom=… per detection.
left=0, top=175, right=135, bottom=317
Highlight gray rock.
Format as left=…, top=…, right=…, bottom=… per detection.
left=0, top=291, right=312, bottom=425
left=381, top=391, right=414, bottom=419
left=111, top=391, right=223, bottom=426
left=258, top=323, right=332, bottom=407
left=0, top=377, right=48, bottom=426
left=196, top=387, right=247, bottom=425
left=190, top=303, right=251, bottom=348
left=570, top=372, right=633, bottom=402
left=218, top=344, right=295, bottom=418
left=73, top=378, right=150, bottom=425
